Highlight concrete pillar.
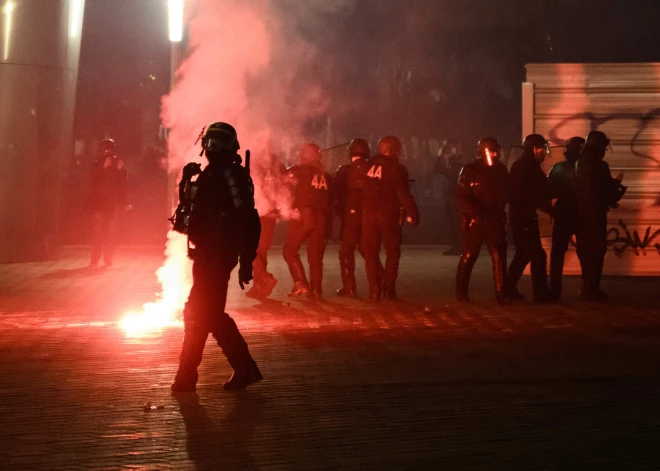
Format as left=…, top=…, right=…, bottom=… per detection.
left=0, top=0, right=85, bottom=261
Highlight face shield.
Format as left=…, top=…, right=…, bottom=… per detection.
left=484, top=147, right=498, bottom=166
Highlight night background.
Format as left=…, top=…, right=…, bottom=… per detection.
left=64, top=0, right=660, bottom=246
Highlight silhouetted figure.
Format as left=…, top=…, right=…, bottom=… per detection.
left=361, top=136, right=419, bottom=301
left=455, top=137, right=510, bottom=304
left=171, top=122, right=262, bottom=393
left=505, top=134, right=556, bottom=303
left=333, top=138, right=371, bottom=298
left=575, top=131, right=626, bottom=302
left=87, top=138, right=129, bottom=268
left=548, top=136, right=584, bottom=298
left=283, top=143, right=333, bottom=301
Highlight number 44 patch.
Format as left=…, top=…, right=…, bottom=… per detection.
left=367, top=165, right=383, bottom=180
left=311, top=174, right=328, bottom=190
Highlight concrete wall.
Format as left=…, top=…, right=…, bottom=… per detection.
left=524, top=63, right=660, bottom=275
left=0, top=0, right=85, bottom=262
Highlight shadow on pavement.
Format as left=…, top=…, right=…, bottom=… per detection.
left=173, top=392, right=266, bottom=471
left=41, top=266, right=108, bottom=279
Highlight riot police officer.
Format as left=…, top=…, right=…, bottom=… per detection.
left=548, top=136, right=584, bottom=298
left=247, top=137, right=287, bottom=299
left=171, top=122, right=262, bottom=393
left=575, top=131, right=626, bottom=302
left=283, top=143, right=333, bottom=301
left=505, top=134, right=556, bottom=303
left=455, top=137, right=510, bottom=304
left=88, top=138, right=130, bottom=268
left=361, top=136, right=419, bottom=301
left=333, top=138, right=371, bottom=298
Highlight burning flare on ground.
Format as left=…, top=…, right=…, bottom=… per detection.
left=120, top=232, right=191, bottom=337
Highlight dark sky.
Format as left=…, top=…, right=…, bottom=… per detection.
left=74, top=0, right=660, bottom=158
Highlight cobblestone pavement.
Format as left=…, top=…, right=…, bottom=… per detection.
left=1, top=246, right=659, bottom=470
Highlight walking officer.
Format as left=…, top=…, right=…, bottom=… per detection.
left=283, top=143, right=333, bottom=301
left=171, top=122, right=262, bottom=393
left=547, top=136, right=584, bottom=299
left=455, top=137, right=510, bottom=304
left=361, top=136, right=419, bottom=301
left=575, top=131, right=626, bottom=301
left=333, top=138, right=371, bottom=298
left=505, top=134, right=556, bottom=303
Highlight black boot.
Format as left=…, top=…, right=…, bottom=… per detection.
left=223, top=360, right=263, bottom=391
left=336, top=266, right=357, bottom=298
left=455, top=255, right=474, bottom=303
left=368, top=284, right=380, bottom=301
left=287, top=259, right=309, bottom=297
left=288, top=281, right=309, bottom=297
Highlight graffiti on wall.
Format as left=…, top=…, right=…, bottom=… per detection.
left=607, top=220, right=660, bottom=256
left=548, top=109, right=660, bottom=167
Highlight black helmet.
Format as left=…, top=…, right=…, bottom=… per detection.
left=584, top=130, right=610, bottom=153
left=523, top=134, right=550, bottom=162
left=564, top=136, right=585, bottom=162
left=100, top=138, right=116, bottom=155
left=348, top=138, right=370, bottom=159
left=477, top=137, right=501, bottom=166
left=299, top=143, right=322, bottom=165
left=200, top=122, right=240, bottom=154
left=378, top=136, right=402, bottom=158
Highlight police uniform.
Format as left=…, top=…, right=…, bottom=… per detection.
left=548, top=137, right=583, bottom=297
left=505, top=134, right=554, bottom=303
left=283, top=144, right=332, bottom=300
left=250, top=156, right=287, bottom=298
left=455, top=138, right=510, bottom=303
left=361, top=136, right=419, bottom=301
left=575, top=131, right=626, bottom=302
left=172, top=122, right=262, bottom=393
left=333, top=139, right=371, bottom=297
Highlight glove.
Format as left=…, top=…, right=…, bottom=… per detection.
left=238, top=262, right=253, bottom=290
left=182, top=162, right=202, bottom=180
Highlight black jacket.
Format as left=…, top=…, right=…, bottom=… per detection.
left=548, top=160, right=578, bottom=221
left=362, top=154, right=419, bottom=222
left=287, top=163, right=333, bottom=211
left=188, top=158, right=260, bottom=265
left=333, top=157, right=369, bottom=219
left=456, top=160, right=508, bottom=221
left=508, top=154, right=553, bottom=225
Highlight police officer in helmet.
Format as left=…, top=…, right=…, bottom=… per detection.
left=171, top=122, right=262, bottom=393
left=575, top=130, right=626, bottom=302
left=283, top=143, right=333, bottom=301
left=333, top=138, right=371, bottom=298
left=361, top=136, right=419, bottom=301
left=456, top=137, right=510, bottom=304
left=547, top=136, right=584, bottom=299
left=505, top=134, right=556, bottom=303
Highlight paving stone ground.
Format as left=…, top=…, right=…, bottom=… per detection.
left=1, top=245, right=659, bottom=470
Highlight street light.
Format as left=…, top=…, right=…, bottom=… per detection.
left=168, top=0, right=184, bottom=43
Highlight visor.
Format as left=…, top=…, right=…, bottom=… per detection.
left=484, top=148, right=498, bottom=166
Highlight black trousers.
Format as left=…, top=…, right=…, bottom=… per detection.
left=506, top=219, right=548, bottom=296
left=361, top=209, right=400, bottom=293
left=174, top=255, right=254, bottom=387
left=283, top=207, right=328, bottom=292
left=338, top=213, right=364, bottom=292
left=253, top=216, right=277, bottom=286
left=549, top=216, right=576, bottom=294
left=90, top=209, right=118, bottom=265
left=576, top=216, right=607, bottom=293
left=456, top=218, right=507, bottom=296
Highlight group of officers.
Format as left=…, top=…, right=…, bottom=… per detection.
left=88, top=121, right=624, bottom=392
left=456, top=131, right=625, bottom=305
left=249, top=135, right=420, bottom=303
